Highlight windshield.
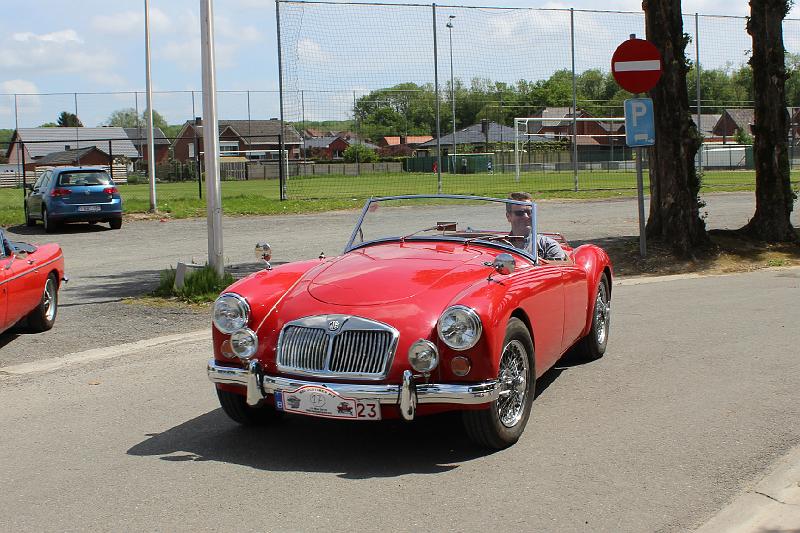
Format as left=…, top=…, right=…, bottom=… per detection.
left=346, top=195, right=539, bottom=258
left=58, top=171, right=112, bottom=187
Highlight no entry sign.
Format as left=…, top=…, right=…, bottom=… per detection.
left=611, top=38, right=663, bottom=94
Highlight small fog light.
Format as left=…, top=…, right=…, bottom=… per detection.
left=230, top=328, right=258, bottom=360
left=450, top=356, right=472, bottom=377
left=220, top=339, right=235, bottom=359
left=408, top=340, right=439, bottom=373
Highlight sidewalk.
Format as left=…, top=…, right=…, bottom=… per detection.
left=695, top=444, right=800, bottom=532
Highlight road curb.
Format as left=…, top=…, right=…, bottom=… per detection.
left=694, top=444, right=800, bottom=532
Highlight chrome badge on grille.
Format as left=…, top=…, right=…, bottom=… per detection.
left=328, top=320, right=340, bottom=331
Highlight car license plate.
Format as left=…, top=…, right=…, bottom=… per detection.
left=274, top=386, right=381, bottom=420
left=78, top=205, right=101, bottom=212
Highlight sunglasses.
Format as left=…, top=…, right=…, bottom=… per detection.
left=511, top=209, right=532, bottom=217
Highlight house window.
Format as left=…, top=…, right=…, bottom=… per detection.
left=219, top=142, right=239, bottom=156
left=188, top=144, right=195, bottom=159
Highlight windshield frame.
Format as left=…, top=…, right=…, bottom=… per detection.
left=344, top=194, right=540, bottom=265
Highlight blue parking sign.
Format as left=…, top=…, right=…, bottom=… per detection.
left=624, top=98, right=655, bottom=147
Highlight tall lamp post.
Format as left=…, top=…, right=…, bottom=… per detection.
left=447, top=15, right=456, bottom=172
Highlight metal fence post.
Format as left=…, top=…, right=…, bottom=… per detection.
left=433, top=3, right=442, bottom=193
left=108, top=140, right=114, bottom=182
left=14, top=93, right=23, bottom=193
left=696, top=13, right=703, bottom=173
left=276, top=0, right=287, bottom=200
left=570, top=8, right=579, bottom=191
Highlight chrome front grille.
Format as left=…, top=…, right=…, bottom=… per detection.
left=276, top=315, right=399, bottom=380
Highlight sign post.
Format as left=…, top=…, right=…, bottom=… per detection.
left=612, top=35, right=663, bottom=258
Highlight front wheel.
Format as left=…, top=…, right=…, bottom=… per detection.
left=26, top=273, right=59, bottom=332
left=217, top=388, right=282, bottom=426
left=574, top=273, right=611, bottom=361
left=24, top=203, right=35, bottom=226
left=462, top=317, right=535, bottom=449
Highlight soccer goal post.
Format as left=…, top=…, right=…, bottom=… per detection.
left=513, top=116, right=626, bottom=186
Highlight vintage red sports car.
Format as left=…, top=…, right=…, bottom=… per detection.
left=0, top=228, right=66, bottom=335
left=208, top=195, right=612, bottom=448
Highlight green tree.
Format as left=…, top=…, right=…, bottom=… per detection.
left=57, top=111, right=83, bottom=127
left=106, top=107, right=169, bottom=131
left=343, top=144, right=378, bottom=163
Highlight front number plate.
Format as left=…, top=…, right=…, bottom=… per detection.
left=275, top=385, right=381, bottom=420
left=78, top=205, right=101, bottom=212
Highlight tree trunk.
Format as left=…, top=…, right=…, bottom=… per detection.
left=643, top=0, right=710, bottom=256
left=743, top=0, right=798, bottom=242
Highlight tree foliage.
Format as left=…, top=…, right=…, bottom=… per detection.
left=106, top=107, right=168, bottom=131
left=57, top=111, right=82, bottom=127
left=343, top=144, right=379, bottom=163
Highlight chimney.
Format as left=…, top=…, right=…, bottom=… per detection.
left=194, top=117, right=202, bottom=125
left=400, top=134, right=407, bottom=145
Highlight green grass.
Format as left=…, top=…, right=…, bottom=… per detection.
left=0, top=169, right=783, bottom=227
left=153, top=264, right=235, bottom=303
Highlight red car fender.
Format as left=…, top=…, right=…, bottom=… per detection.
left=572, top=244, right=613, bottom=338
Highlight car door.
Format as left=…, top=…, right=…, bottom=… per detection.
left=26, top=171, right=50, bottom=218
left=514, top=259, right=566, bottom=372
left=0, top=232, right=9, bottom=331
left=560, top=262, right=590, bottom=352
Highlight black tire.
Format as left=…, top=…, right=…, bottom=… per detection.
left=24, top=203, right=35, bottom=226
left=26, top=273, right=59, bottom=332
left=462, top=317, right=535, bottom=450
left=574, top=273, right=611, bottom=361
left=42, top=208, right=57, bottom=233
left=217, top=388, right=282, bottom=426
left=109, top=218, right=122, bottom=230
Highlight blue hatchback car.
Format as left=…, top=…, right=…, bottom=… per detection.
left=24, top=167, right=123, bottom=232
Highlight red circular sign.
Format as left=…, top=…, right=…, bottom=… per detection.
left=611, top=38, right=663, bottom=94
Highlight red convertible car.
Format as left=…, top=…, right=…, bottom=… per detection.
left=208, top=195, right=612, bottom=449
left=0, top=228, right=65, bottom=335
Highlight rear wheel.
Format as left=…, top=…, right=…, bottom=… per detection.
left=26, top=273, right=59, bottom=332
left=217, top=388, right=282, bottom=426
left=42, top=208, right=57, bottom=233
left=574, top=273, right=611, bottom=361
left=109, top=218, right=122, bottom=230
left=462, top=317, right=535, bottom=449
left=24, top=203, right=35, bottom=226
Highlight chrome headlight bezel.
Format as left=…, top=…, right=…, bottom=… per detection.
left=230, top=328, right=258, bottom=360
left=437, top=305, right=482, bottom=351
left=212, top=293, right=250, bottom=334
left=408, top=339, right=439, bottom=373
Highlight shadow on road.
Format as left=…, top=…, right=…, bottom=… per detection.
left=62, top=269, right=164, bottom=303
left=127, top=362, right=576, bottom=477
left=6, top=222, right=114, bottom=236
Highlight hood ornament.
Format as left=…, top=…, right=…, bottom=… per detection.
left=255, top=242, right=272, bottom=270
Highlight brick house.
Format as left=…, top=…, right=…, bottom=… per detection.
left=303, top=136, right=350, bottom=160
left=713, top=109, right=754, bottom=142
left=123, top=127, right=171, bottom=164
left=172, top=119, right=303, bottom=162
left=6, top=127, right=139, bottom=167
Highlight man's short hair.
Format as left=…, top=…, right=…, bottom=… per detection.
left=507, top=191, right=532, bottom=213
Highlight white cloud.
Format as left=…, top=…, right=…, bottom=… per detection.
left=13, top=30, right=83, bottom=44
left=297, top=38, right=332, bottom=66
left=0, top=80, right=41, bottom=118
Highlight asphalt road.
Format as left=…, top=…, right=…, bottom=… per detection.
left=1, top=268, right=798, bottom=532
left=2, top=191, right=796, bottom=367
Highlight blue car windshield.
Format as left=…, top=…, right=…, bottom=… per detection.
left=58, top=171, right=112, bottom=187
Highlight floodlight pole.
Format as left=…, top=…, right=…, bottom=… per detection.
left=201, top=0, right=224, bottom=275
left=432, top=3, right=442, bottom=193
left=144, top=0, right=157, bottom=212
left=447, top=16, right=456, bottom=168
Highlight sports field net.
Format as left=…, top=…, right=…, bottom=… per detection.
left=276, top=2, right=799, bottom=199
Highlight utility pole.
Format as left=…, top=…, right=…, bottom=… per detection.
left=144, top=0, right=157, bottom=211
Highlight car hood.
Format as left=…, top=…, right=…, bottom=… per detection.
left=306, top=241, right=487, bottom=306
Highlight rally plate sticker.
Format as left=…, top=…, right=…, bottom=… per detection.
left=275, top=385, right=381, bottom=420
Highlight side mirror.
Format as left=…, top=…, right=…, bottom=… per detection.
left=491, top=253, right=516, bottom=275
left=255, top=242, right=272, bottom=270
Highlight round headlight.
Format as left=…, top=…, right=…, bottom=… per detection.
left=437, top=305, right=482, bottom=350
left=230, top=328, right=258, bottom=360
left=212, top=293, right=250, bottom=334
left=408, top=339, right=439, bottom=373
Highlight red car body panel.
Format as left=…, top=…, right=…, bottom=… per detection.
left=0, top=241, right=65, bottom=334
left=212, top=239, right=612, bottom=407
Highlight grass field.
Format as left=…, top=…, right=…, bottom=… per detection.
left=0, top=169, right=779, bottom=227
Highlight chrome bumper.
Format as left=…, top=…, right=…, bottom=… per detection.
left=207, top=359, right=499, bottom=421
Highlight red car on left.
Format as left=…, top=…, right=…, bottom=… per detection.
left=0, top=228, right=66, bottom=334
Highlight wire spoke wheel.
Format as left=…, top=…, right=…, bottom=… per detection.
left=496, top=339, right=529, bottom=428
left=42, top=278, right=57, bottom=322
left=594, top=281, right=610, bottom=346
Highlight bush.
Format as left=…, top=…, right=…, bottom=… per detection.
left=343, top=144, right=379, bottom=163
left=153, top=264, right=235, bottom=303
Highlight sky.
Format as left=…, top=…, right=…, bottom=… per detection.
left=0, top=0, right=796, bottom=129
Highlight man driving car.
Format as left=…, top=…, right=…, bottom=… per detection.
left=506, top=192, right=568, bottom=261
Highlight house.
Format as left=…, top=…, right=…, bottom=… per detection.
left=713, top=109, right=754, bottom=142
left=691, top=113, right=722, bottom=141
left=377, top=135, right=433, bottom=148
left=32, top=146, right=111, bottom=169
left=123, top=127, right=171, bottom=164
left=303, top=136, right=350, bottom=159
left=5, top=127, right=139, bottom=166
left=303, top=128, right=338, bottom=139
left=527, top=107, right=623, bottom=146
left=172, top=119, right=303, bottom=162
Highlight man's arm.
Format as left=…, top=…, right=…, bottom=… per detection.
left=538, top=235, right=568, bottom=261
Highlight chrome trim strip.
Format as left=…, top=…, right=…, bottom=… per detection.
left=0, top=256, right=62, bottom=286
left=207, top=359, right=500, bottom=414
